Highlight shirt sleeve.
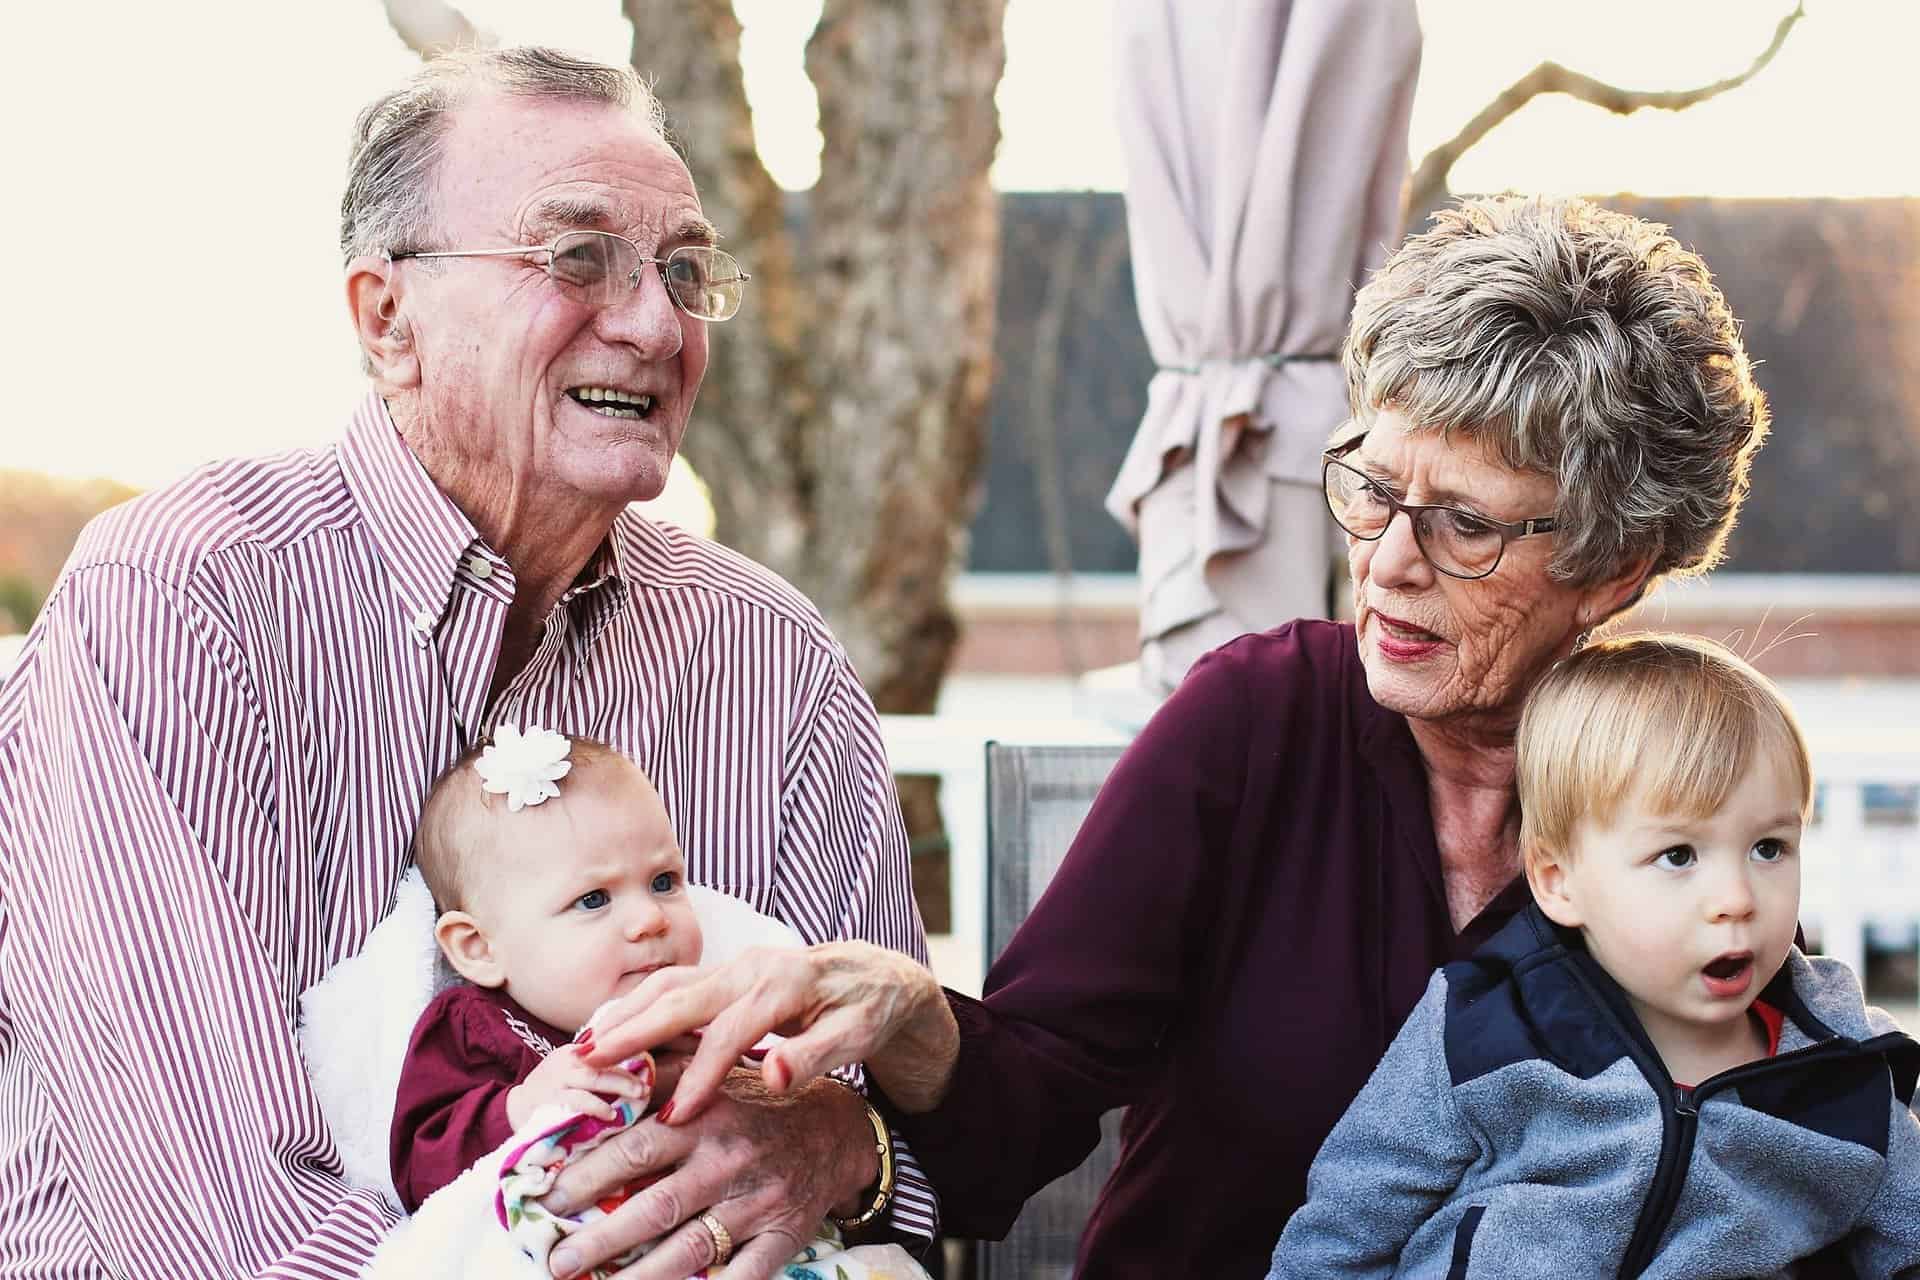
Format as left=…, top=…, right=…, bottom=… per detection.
left=775, top=653, right=937, bottom=1239
left=889, top=642, right=1257, bottom=1239
left=1268, top=972, right=1476, bottom=1277
left=389, top=992, right=525, bottom=1214
left=0, top=563, right=397, bottom=1278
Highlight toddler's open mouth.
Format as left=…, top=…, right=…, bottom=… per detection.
left=1701, top=951, right=1755, bottom=998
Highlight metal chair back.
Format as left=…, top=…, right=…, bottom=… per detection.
left=974, top=742, right=1127, bottom=1280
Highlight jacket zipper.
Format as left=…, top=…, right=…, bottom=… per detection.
left=1615, top=1032, right=1913, bottom=1275
left=1546, top=957, right=1686, bottom=1278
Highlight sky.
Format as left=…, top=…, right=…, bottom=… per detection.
left=3, top=0, right=1913, bottom=514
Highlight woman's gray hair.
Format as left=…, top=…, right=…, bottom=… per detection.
left=1344, top=195, right=1769, bottom=589
left=339, top=46, right=669, bottom=264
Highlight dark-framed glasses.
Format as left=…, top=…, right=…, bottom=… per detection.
left=388, top=230, right=750, bottom=322
left=1321, top=436, right=1557, bottom=580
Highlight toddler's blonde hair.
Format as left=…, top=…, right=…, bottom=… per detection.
left=1518, top=633, right=1812, bottom=870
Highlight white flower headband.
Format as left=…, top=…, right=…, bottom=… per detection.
left=474, top=724, right=573, bottom=812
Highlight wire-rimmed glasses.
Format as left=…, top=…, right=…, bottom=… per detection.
left=388, top=230, right=750, bottom=322
left=1321, top=436, right=1558, bottom=580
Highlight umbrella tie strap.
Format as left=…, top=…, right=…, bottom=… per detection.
left=1156, top=352, right=1337, bottom=375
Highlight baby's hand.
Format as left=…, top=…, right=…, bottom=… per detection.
left=506, top=1045, right=652, bottom=1130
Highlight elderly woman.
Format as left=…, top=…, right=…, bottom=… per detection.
left=561, top=197, right=1772, bottom=1278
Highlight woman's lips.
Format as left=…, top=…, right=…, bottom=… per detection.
left=1371, top=610, right=1446, bottom=660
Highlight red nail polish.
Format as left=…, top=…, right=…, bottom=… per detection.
left=576, top=1026, right=595, bottom=1046
left=658, top=1099, right=676, bottom=1123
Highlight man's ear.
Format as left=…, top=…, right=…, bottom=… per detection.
left=1524, top=846, right=1585, bottom=929
left=435, top=910, right=506, bottom=988
left=345, top=255, right=420, bottom=391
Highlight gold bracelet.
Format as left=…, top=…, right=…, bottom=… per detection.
left=828, top=1096, right=896, bottom=1231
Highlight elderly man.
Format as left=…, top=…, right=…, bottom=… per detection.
left=0, top=48, right=931, bottom=1280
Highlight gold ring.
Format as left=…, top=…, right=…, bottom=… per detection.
left=697, top=1211, right=732, bottom=1266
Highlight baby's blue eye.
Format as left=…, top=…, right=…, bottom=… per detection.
left=1654, top=845, right=1697, bottom=870
left=650, top=871, right=678, bottom=894
left=575, top=889, right=610, bottom=911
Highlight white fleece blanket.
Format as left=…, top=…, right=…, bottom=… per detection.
left=297, top=870, right=927, bottom=1279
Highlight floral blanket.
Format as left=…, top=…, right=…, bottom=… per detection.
left=497, top=1083, right=918, bottom=1279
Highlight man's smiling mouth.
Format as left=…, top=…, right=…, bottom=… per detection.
left=568, top=386, right=655, bottom=419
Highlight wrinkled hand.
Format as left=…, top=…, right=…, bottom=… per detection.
left=507, top=1044, right=651, bottom=1130
left=538, top=1069, right=874, bottom=1280
left=580, top=941, right=957, bottom=1121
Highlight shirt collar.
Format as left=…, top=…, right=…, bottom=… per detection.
left=562, top=528, right=632, bottom=657
left=337, top=391, right=485, bottom=646
left=561, top=537, right=621, bottom=604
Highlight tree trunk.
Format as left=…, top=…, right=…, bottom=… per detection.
left=626, top=0, right=818, bottom=577
left=649, top=3, right=1006, bottom=937
left=642, top=0, right=1007, bottom=717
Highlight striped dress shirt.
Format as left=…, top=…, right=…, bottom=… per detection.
left=0, top=393, right=934, bottom=1278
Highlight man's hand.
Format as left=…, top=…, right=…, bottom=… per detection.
left=507, top=1045, right=652, bottom=1130
left=538, top=1068, right=877, bottom=1280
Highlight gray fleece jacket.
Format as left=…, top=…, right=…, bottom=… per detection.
left=1270, top=905, right=1920, bottom=1279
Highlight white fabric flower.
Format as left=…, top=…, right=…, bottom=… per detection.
left=474, top=724, right=573, bottom=812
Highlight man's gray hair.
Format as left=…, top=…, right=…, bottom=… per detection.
left=1344, top=195, right=1769, bottom=589
left=339, top=46, right=668, bottom=264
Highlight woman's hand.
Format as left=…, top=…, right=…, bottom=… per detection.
left=580, top=941, right=959, bottom=1121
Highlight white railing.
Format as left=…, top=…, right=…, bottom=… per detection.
left=882, top=715, right=1920, bottom=995
left=1800, top=747, right=1920, bottom=981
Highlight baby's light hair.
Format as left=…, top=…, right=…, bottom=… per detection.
left=414, top=732, right=630, bottom=911
left=1517, top=634, right=1813, bottom=871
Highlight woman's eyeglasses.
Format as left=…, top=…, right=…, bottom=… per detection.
left=1321, top=438, right=1557, bottom=580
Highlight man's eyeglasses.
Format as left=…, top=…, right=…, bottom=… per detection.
left=388, top=230, right=750, bottom=322
left=1321, top=435, right=1558, bottom=580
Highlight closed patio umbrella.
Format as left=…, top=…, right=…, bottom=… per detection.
left=1107, top=0, right=1421, bottom=693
